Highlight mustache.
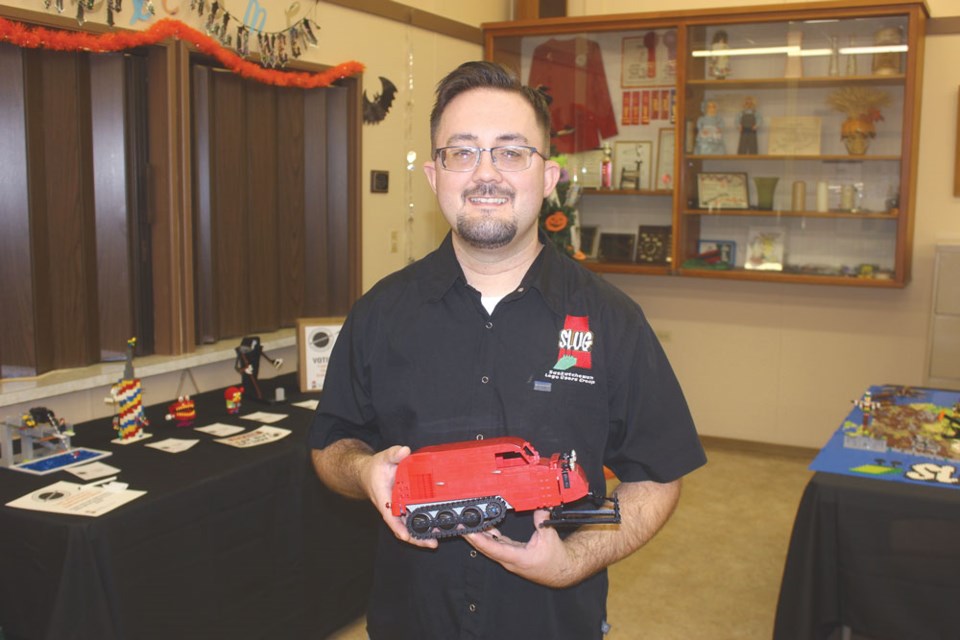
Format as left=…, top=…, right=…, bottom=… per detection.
left=463, top=184, right=515, bottom=200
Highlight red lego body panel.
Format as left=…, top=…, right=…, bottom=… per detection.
left=390, top=437, right=593, bottom=538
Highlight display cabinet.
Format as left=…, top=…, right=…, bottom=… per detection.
left=483, top=0, right=927, bottom=287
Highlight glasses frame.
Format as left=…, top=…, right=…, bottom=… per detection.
left=434, top=145, right=549, bottom=172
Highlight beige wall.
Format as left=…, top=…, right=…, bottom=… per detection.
left=3, top=0, right=959, bottom=452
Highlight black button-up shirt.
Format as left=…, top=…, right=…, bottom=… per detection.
left=309, top=232, right=705, bottom=640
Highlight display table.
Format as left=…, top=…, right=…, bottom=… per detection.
left=773, top=471, right=960, bottom=640
left=0, top=374, right=377, bottom=640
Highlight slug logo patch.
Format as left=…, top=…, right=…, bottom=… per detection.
left=554, top=315, right=593, bottom=371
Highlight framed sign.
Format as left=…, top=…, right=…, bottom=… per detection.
left=744, top=227, right=786, bottom=271
left=297, top=317, right=345, bottom=392
left=598, top=232, right=637, bottom=262
left=656, top=128, right=675, bottom=190
left=697, top=172, right=749, bottom=209
left=767, top=116, right=821, bottom=156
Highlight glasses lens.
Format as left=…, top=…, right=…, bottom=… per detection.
left=492, top=146, right=532, bottom=171
left=438, top=146, right=537, bottom=171
left=441, top=147, right=479, bottom=171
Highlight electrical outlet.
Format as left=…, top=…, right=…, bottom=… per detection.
left=390, top=230, right=398, bottom=253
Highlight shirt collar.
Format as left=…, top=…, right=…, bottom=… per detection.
left=418, top=230, right=570, bottom=317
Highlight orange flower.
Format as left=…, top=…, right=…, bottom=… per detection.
left=544, top=211, right=568, bottom=232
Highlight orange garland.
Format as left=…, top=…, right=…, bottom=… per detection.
left=0, top=16, right=364, bottom=88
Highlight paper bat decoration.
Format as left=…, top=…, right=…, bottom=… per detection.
left=363, top=76, right=398, bottom=124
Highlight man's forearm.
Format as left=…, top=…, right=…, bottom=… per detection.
left=311, top=438, right=375, bottom=500
left=560, top=479, right=681, bottom=586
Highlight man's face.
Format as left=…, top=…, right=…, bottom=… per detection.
left=424, top=88, right=559, bottom=252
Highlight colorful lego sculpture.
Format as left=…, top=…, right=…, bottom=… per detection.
left=105, top=337, right=151, bottom=442
left=391, top=436, right=620, bottom=540
left=165, top=396, right=196, bottom=428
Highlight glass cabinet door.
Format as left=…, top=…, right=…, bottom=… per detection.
left=679, top=13, right=914, bottom=285
left=489, top=26, right=680, bottom=271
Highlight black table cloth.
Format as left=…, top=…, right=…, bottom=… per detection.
left=0, top=374, right=377, bottom=640
left=773, top=471, right=960, bottom=640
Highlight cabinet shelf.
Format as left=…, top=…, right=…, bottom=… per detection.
left=687, top=74, right=905, bottom=91
left=686, top=154, right=900, bottom=162
left=584, top=261, right=672, bottom=276
left=582, top=188, right=673, bottom=197
left=682, top=208, right=899, bottom=219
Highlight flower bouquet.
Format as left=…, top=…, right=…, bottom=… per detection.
left=826, top=86, right=890, bottom=155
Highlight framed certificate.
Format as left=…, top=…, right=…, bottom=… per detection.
left=696, top=172, right=749, bottom=209
left=767, top=116, right=822, bottom=156
left=297, top=317, right=345, bottom=392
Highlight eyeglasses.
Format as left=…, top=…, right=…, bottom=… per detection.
left=434, top=145, right=547, bottom=172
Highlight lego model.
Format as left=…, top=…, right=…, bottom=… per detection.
left=105, top=337, right=152, bottom=443
left=391, top=436, right=620, bottom=540
left=0, top=407, right=73, bottom=468
left=234, top=336, right=284, bottom=403
left=165, top=396, right=196, bottom=427
left=224, top=386, right=243, bottom=414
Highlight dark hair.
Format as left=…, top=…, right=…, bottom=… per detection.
left=429, top=61, right=552, bottom=154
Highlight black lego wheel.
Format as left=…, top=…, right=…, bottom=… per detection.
left=436, top=510, right=457, bottom=530
left=460, top=506, right=483, bottom=528
left=410, top=513, right=432, bottom=535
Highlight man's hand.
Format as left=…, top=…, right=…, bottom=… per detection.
left=312, top=440, right=438, bottom=550
left=464, top=480, right=680, bottom=588
left=360, top=445, right=438, bottom=549
left=463, top=509, right=575, bottom=587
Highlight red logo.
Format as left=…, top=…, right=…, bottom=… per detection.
left=555, top=315, right=593, bottom=370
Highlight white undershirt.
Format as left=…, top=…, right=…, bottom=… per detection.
left=480, top=295, right=505, bottom=315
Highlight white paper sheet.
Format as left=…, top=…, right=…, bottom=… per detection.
left=6, top=481, right=145, bottom=517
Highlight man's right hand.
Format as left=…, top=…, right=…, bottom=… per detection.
left=312, top=440, right=439, bottom=550
left=359, top=445, right=439, bottom=549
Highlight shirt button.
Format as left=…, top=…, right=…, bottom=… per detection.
left=470, top=550, right=478, bottom=558
left=469, top=603, right=477, bottom=613
left=485, top=321, right=493, bottom=329
left=481, top=376, right=489, bottom=384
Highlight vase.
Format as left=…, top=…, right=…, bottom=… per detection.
left=754, top=177, right=779, bottom=210
left=841, top=117, right=874, bottom=155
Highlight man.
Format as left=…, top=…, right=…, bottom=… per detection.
left=310, top=61, right=705, bottom=640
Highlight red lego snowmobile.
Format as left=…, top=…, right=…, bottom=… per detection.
left=390, top=436, right=620, bottom=540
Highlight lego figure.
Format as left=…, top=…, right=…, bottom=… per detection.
left=234, top=336, right=283, bottom=402
left=225, top=386, right=243, bottom=415
left=853, top=390, right=880, bottom=428
left=165, top=396, right=196, bottom=428
left=737, top=96, right=761, bottom=155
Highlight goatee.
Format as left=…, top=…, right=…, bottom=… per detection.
left=458, top=184, right=517, bottom=250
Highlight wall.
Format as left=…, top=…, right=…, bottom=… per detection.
left=2, top=0, right=958, bottom=451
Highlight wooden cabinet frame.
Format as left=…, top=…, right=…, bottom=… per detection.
left=484, top=0, right=927, bottom=287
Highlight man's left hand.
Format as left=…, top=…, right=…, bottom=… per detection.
left=463, top=509, right=577, bottom=588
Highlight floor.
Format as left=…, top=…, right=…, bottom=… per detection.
left=325, top=440, right=816, bottom=639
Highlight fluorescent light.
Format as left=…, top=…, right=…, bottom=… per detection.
left=840, top=45, right=908, bottom=55
left=692, top=44, right=907, bottom=58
